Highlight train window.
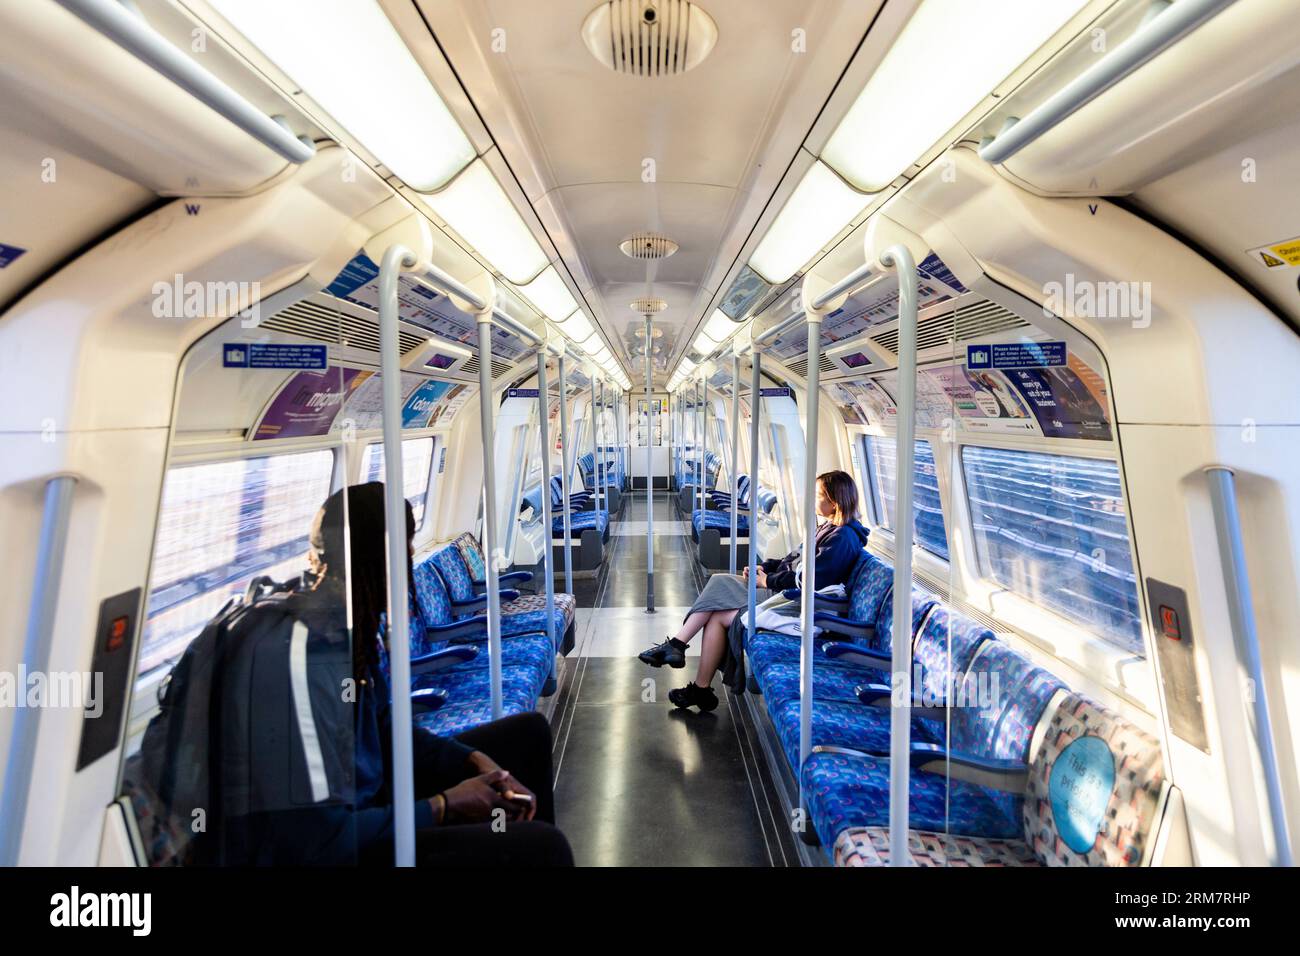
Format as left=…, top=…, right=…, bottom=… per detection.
left=865, top=436, right=949, bottom=560
left=360, top=436, right=436, bottom=529
left=961, top=445, right=1143, bottom=656
left=139, top=449, right=335, bottom=679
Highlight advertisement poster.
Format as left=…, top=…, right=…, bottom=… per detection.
left=334, top=370, right=423, bottom=432
left=1002, top=364, right=1113, bottom=440
left=828, top=383, right=867, bottom=425
left=254, top=368, right=369, bottom=440
left=402, top=380, right=455, bottom=428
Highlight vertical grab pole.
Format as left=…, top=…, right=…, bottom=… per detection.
left=537, top=353, right=557, bottom=670
left=882, top=244, right=918, bottom=866
left=729, top=353, right=741, bottom=575
left=1206, top=466, right=1294, bottom=866
left=0, top=474, right=77, bottom=865
left=798, top=315, right=823, bottom=820
left=694, top=382, right=702, bottom=509
left=588, top=379, right=601, bottom=513
left=698, top=379, right=707, bottom=516
left=378, top=244, right=418, bottom=866
left=645, top=316, right=655, bottom=612
left=596, top=379, right=605, bottom=511
left=477, top=315, right=505, bottom=721
left=558, top=355, right=575, bottom=595
left=746, top=354, right=762, bottom=679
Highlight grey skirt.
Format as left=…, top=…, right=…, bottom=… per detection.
left=684, top=573, right=771, bottom=620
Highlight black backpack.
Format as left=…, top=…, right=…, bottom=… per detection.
left=124, top=576, right=298, bottom=865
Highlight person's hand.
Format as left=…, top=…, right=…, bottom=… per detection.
left=741, top=565, right=749, bottom=580
left=754, top=567, right=768, bottom=588
left=441, top=771, right=518, bottom=824
left=465, top=752, right=537, bottom=821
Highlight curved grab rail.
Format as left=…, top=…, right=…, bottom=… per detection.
left=54, top=0, right=316, bottom=165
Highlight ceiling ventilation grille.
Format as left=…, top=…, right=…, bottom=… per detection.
left=261, top=300, right=426, bottom=354
left=788, top=354, right=836, bottom=379
left=870, top=299, right=1027, bottom=355
left=582, top=1, right=719, bottom=77
left=464, top=355, right=514, bottom=379
left=621, top=233, right=679, bottom=260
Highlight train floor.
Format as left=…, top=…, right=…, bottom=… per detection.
left=543, top=490, right=800, bottom=866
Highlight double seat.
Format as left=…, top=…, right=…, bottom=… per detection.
left=403, top=532, right=577, bottom=737
left=674, top=450, right=721, bottom=513
left=521, top=480, right=609, bottom=573
left=578, top=449, right=625, bottom=513
left=744, top=550, right=1173, bottom=867
left=689, top=474, right=779, bottom=569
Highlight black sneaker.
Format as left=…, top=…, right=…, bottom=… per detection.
left=668, top=682, right=718, bottom=712
left=639, top=637, right=687, bottom=669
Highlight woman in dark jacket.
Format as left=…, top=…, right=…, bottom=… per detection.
left=217, top=482, right=573, bottom=866
left=638, top=470, right=868, bottom=711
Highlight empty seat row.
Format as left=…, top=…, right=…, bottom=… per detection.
left=578, top=449, right=625, bottom=512
left=689, top=474, right=779, bottom=569
left=403, top=532, right=577, bottom=738
left=743, top=550, right=1172, bottom=867
left=674, top=450, right=721, bottom=512
left=520, top=482, right=610, bottom=572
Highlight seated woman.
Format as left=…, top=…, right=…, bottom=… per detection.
left=214, top=482, right=573, bottom=866
left=638, top=470, right=868, bottom=712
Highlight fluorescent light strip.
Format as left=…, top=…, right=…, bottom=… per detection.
left=822, top=0, right=1090, bottom=191
left=209, top=0, right=475, bottom=191
left=419, top=160, right=548, bottom=284
left=520, top=266, right=579, bottom=323
left=748, top=161, right=871, bottom=284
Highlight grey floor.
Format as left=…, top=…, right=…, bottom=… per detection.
left=545, top=491, right=798, bottom=866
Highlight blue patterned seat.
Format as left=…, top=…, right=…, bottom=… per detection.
left=692, top=509, right=750, bottom=535
left=427, top=545, right=575, bottom=644
left=763, top=607, right=997, bottom=772
left=555, top=508, right=608, bottom=537
left=801, top=639, right=1066, bottom=852
left=831, top=692, right=1168, bottom=867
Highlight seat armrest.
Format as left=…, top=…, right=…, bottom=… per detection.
left=411, top=687, right=449, bottom=714
left=426, top=617, right=490, bottom=643
left=498, top=570, right=534, bottom=587
left=910, top=743, right=1029, bottom=793
left=854, top=684, right=950, bottom=723
left=821, top=640, right=890, bottom=669
left=411, top=644, right=479, bottom=676
left=815, top=614, right=875, bottom=642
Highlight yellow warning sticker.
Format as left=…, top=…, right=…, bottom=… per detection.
left=1247, top=235, right=1300, bottom=270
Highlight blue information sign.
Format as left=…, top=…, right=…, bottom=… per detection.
left=223, top=343, right=328, bottom=369
left=759, top=387, right=792, bottom=397
left=966, top=341, right=1067, bottom=370
left=507, top=388, right=541, bottom=399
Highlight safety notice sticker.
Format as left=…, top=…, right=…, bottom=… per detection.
left=223, top=343, right=328, bottom=369
left=1247, top=235, right=1300, bottom=270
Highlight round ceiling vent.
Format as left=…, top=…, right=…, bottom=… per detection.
left=620, top=232, right=679, bottom=260
left=582, top=1, right=718, bottom=78
left=630, top=297, right=668, bottom=315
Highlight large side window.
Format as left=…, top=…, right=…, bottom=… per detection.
left=961, top=446, right=1143, bottom=655
left=865, top=436, right=949, bottom=560
left=141, top=449, right=334, bottom=680
left=360, top=436, right=436, bottom=529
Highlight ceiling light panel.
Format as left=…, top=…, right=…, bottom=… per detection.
left=209, top=0, right=475, bottom=190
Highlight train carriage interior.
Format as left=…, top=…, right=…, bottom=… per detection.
left=1, top=0, right=1298, bottom=885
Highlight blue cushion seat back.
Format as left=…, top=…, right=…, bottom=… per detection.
left=521, top=486, right=544, bottom=518
left=874, top=586, right=938, bottom=655
left=554, top=509, right=608, bottom=535
left=430, top=545, right=476, bottom=604
left=951, top=642, right=1064, bottom=763
left=452, top=532, right=486, bottom=582
left=911, top=606, right=995, bottom=707
left=412, top=555, right=453, bottom=627
left=847, top=553, right=894, bottom=636
left=754, top=488, right=778, bottom=515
